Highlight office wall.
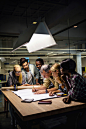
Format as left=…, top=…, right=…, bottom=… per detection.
left=0, top=61, right=5, bottom=74
left=82, top=58, right=86, bottom=67
left=0, top=57, right=86, bottom=76
left=0, top=60, right=1, bottom=73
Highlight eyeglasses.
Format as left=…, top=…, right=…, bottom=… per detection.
left=15, top=71, right=21, bottom=73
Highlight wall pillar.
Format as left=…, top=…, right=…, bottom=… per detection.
left=0, top=60, right=1, bottom=73
left=73, top=53, right=82, bottom=75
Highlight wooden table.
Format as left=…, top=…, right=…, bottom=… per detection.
left=2, top=90, right=86, bottom=128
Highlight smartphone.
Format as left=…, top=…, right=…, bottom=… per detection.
left=21, top=99, right=34, bottom=103
left=38, top=100, right=52, bottom=104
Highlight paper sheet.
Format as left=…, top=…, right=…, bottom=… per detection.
left=12, top=89, right=58, bottom=101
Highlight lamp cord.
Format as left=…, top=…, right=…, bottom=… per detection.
left=68, top=19, right=70, bottom=58
left=26, top=0, right=28, bottom=28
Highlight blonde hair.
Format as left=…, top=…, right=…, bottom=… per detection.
left=14, top=65, right=22, bottom=84
left=51, top=63, right=63, bottom=83
left=19, top=73, right=22, bottom=84
left=14, top=65, right=21, bottom=71
left=50, top=63, right=60, bottom=72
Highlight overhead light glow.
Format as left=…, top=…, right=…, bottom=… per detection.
left=25, top=22, right=56, bottom=53
left=26, top=34, right=56, bottom=53
left=12, top=22, right=56, bottom=53
left=74, top=26, right=77, bottom=28
left=33, top=22, right=37, bottom=24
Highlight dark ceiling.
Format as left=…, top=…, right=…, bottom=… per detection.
left=0, top=0, right=86, bottom=62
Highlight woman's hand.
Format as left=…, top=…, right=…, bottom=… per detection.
left=62, top=96, right=71, bottom=104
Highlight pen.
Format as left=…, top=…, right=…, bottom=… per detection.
left=33, top=86, right=36, bottom=92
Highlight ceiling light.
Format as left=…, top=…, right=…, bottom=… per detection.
left=33, top=22, right=37, bottom=24
left=74, top=26, right=77, bottom=28
left=11, top=22, right=56, bottom=53
left=25, top=22, right=56, bottom=53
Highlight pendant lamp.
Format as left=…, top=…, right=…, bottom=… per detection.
left=24, top=21, right=56, bottom=53
left=11, top=22, right=56, bottom=53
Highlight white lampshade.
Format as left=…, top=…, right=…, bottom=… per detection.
left=11, top=24, right=38, bottom=52
left=25, top=22, right=56, bottom=53
left=12, top=22, right=56, bottom=53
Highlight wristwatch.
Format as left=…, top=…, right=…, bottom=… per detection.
left=45, top=89, right=48, bottom=93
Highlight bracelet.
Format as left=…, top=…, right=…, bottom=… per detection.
left=45, top=89, right=48, bottom=93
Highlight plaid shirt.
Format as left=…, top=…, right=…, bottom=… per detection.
left=66, top=73, right=86, bottom=101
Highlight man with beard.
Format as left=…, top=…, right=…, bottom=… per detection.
left=20, top=58, right=39, bottom=85
left=32, top=64, right=59, bottom=94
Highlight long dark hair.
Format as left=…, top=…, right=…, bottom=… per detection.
left=60, top=58, right=76, bottom=74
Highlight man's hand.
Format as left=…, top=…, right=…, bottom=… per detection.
left=32, top=87, right=37, bottom=92
left=36, top=82, right=40, bottom=85
left=21, top=84, right=30, bottom=86
left=36, top=79, right=40, bottom=85
left=34, top=90, right=46, bottom=94
left=62, top=96, right=71, bottom=104
left=49, top=91, right=54, bottom=96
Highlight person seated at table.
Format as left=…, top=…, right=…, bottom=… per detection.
left=20, top=58, right=39, bottom=85
left=32, top=64, right=60, bottom=94
left=35, top=58, right=44, bottom=84
left=7, top=65, right=25, bottom=87
left=49, top=63, right=67, bottom=96
left=60, top=58, right=86, bottom=104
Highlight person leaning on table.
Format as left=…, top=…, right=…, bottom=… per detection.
left=7, top=65, right=25, bottom=87
left=32, top=64, right=60, bottom=94
left=60, top=58, right=86, bottom=104
left=7, top=65, right=25, bottom=126
left=20, top=58, right=39, bottom=85
left=49, top=63, right=67, bottom=96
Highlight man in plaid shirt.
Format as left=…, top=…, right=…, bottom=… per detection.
left=60, top=58, right=86, bottom=104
